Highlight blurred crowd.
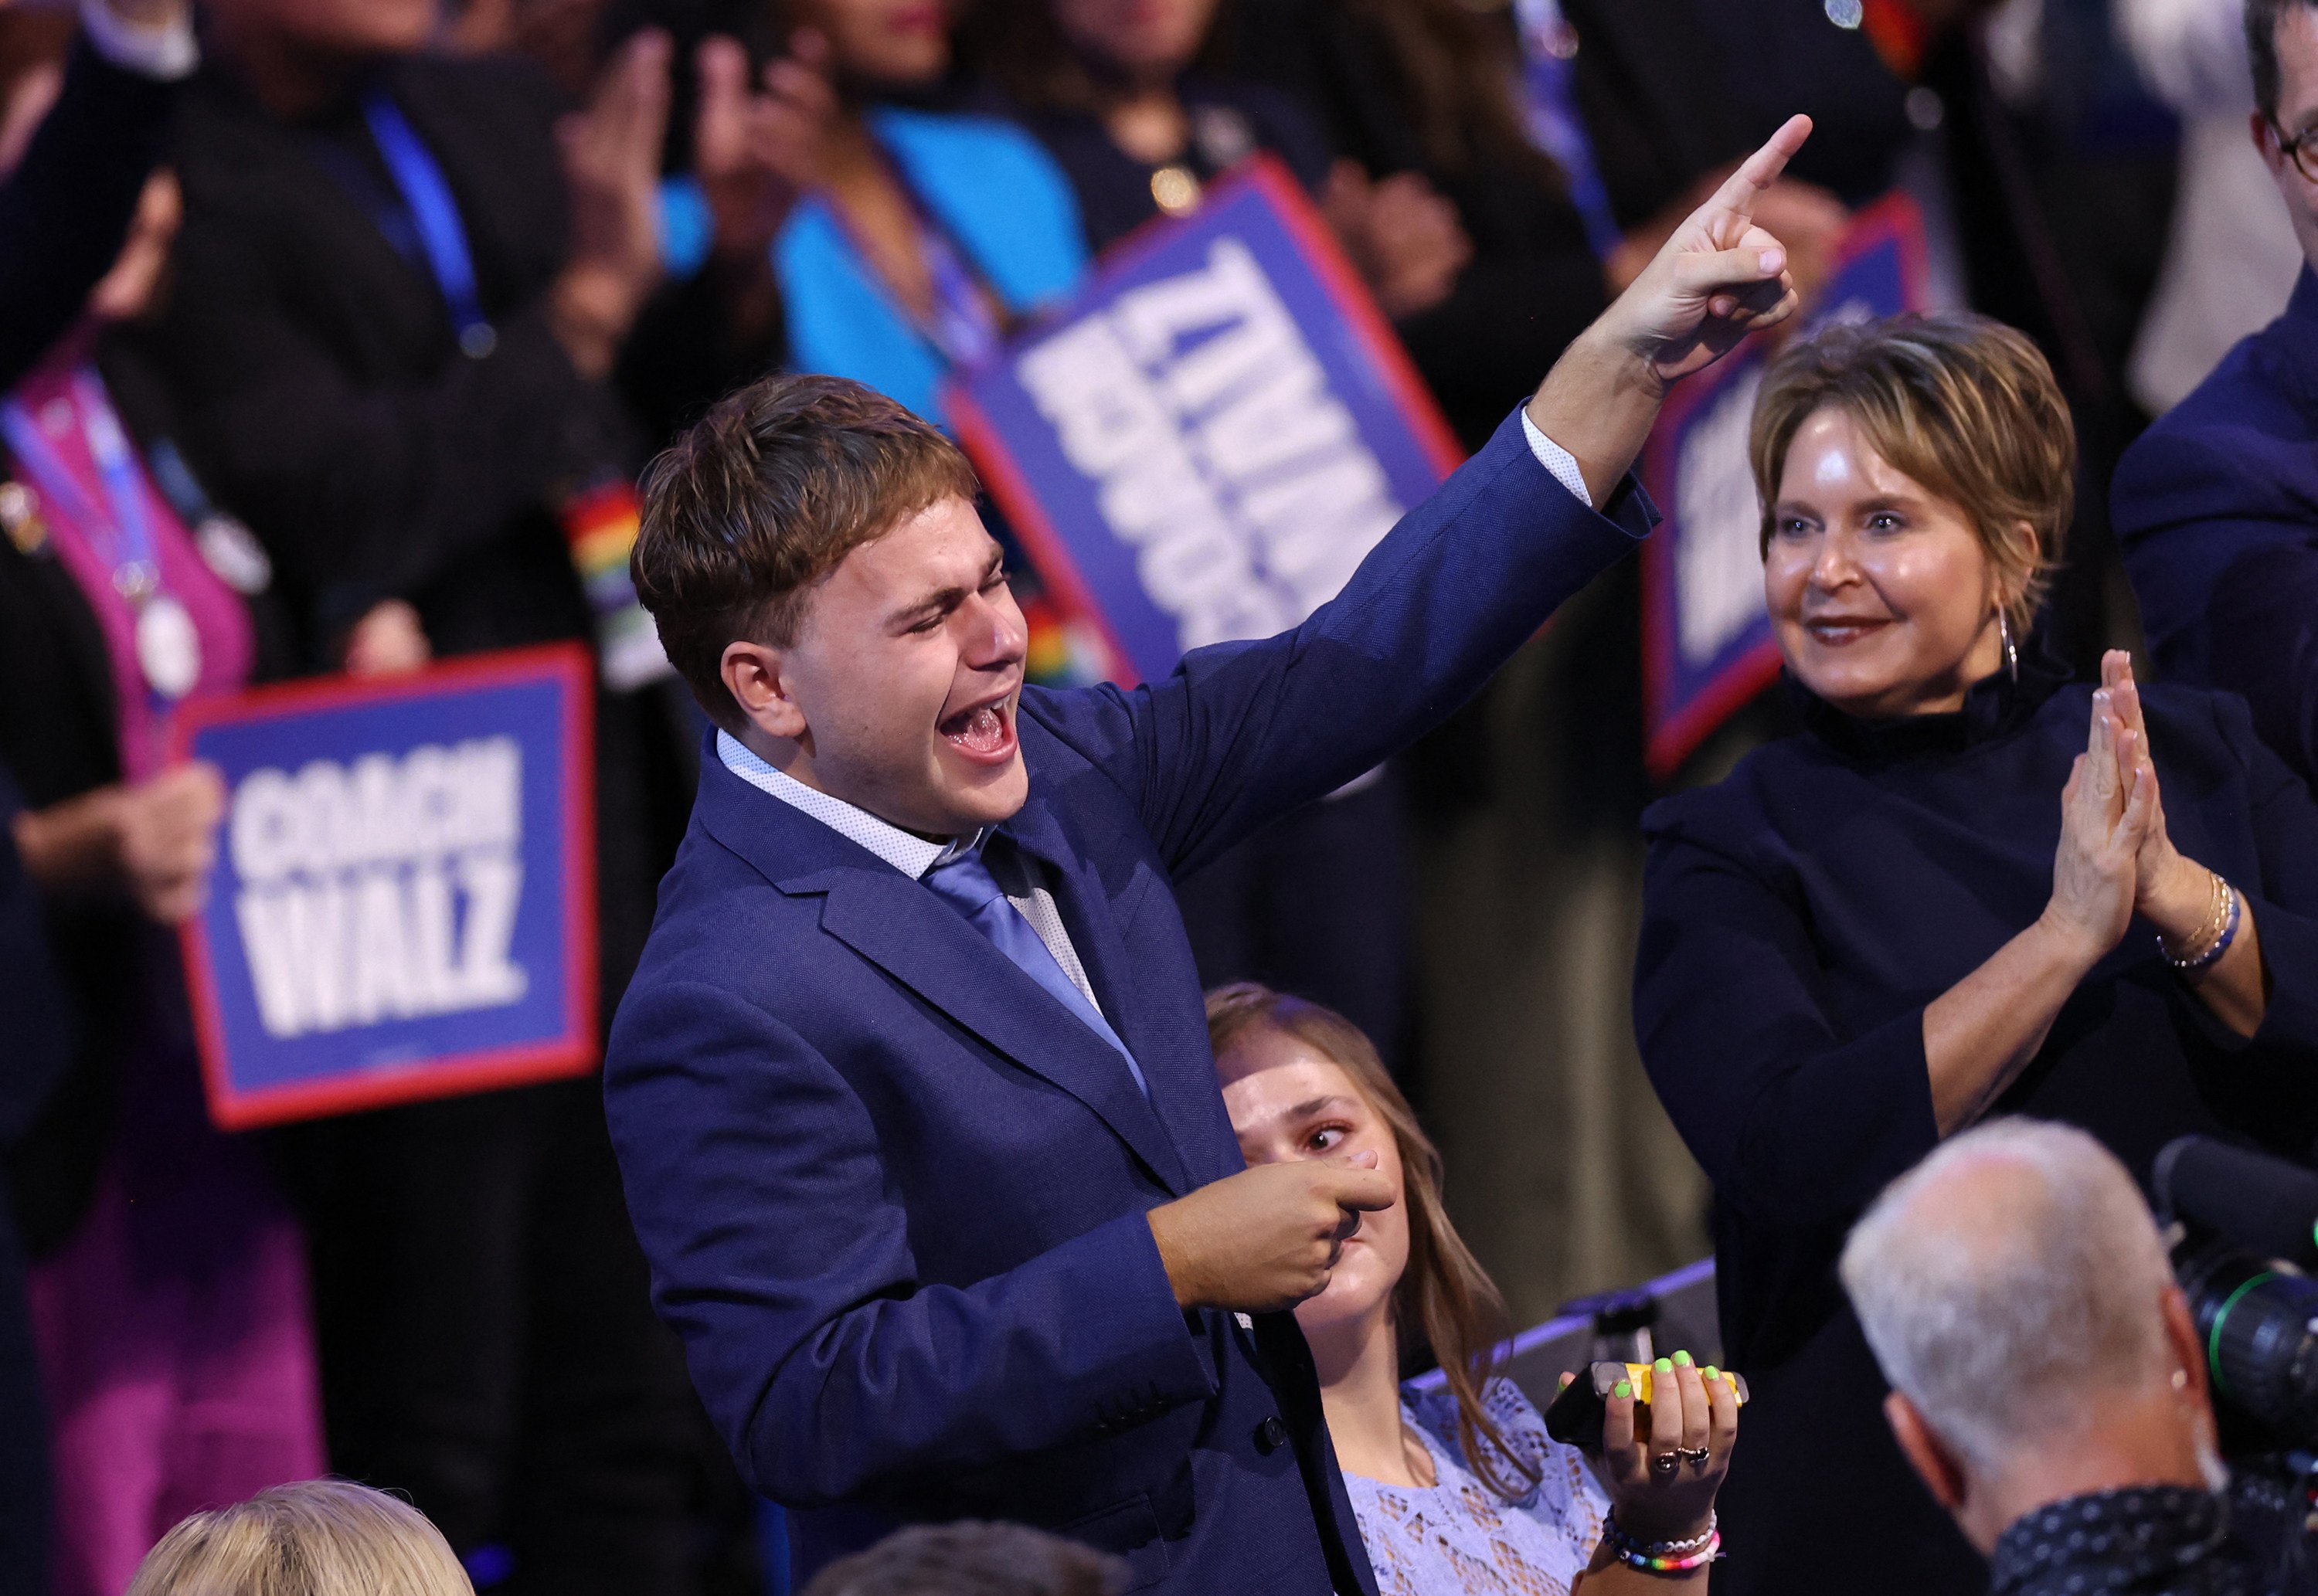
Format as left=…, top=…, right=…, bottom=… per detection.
left=1, top=0, right=2313, bottom=1591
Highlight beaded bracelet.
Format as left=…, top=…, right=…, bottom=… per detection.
left=1605, top=1512, right=1720, bottom=1574
left=1609, top=1532, right=1721, bottom=1575
left=2161, top=876, right=2241, bottom=973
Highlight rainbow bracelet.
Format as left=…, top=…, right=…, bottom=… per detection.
left=1605, top=1513, right=1722, bottom=1575
left=1612, top=1533, right=1721, bottom=1575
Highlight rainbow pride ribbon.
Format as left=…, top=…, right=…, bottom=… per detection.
left=561, top=480, right=671, bottom=691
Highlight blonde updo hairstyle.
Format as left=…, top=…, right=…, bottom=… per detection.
left=124, top=1480, right=474, bottom=1596
left=1749, top=312, right=2075, bottom=643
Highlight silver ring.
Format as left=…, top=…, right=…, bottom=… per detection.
left=1678, top=1447, right=1711, bottom=1467
left=1650, top=1453, right=1680, bottom=1478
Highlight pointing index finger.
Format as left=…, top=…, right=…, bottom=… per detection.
left=1704, top=114, right=1813, bottom=233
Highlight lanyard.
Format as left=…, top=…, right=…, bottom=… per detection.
left=362, top=90, right=497, bottom=357
left=915, top=216, right=1004, bottom=370
left=0, top=370, right=161, bottom=599
left=1513, top=0, right=1624, bottom=262
left=823, top=141, right=1008, bottom=372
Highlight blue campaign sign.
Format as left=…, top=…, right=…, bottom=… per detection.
left=945, top=155, right=1463, bottom=686
left=175, top=645, right=597, bottom=1129
left=1640, top=192, right=1932, bottom=778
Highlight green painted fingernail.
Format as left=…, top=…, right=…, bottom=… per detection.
left=1673, top=1350, right=1694, bottom=1367
left=1654, top=1357, right=1674, bottom=1374
left=1703, top=1366, right=1719, bottom=1379
left=1613, top=1380, right=1632, bottom=1399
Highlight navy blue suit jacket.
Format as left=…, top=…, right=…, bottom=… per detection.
left=603, top=412, right=1651, bottom=1592
left=2115, top=265, right=2318, bottom=787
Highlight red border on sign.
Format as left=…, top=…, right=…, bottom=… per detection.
left=168, top=643, right=600, bottom=1131
left=1640, top=189, right=1932, bottom=779
left=948, top=384, right=1145, bottom=688
left=943, top=153, right=1467, bottom=687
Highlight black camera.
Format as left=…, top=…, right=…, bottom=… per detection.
left=2153, top=1136, right=2318, bottom=1569
left=2154, top=1136, right=2318, bottom=1450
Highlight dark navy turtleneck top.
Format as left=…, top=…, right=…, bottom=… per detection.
left=1633, top=657, right=2318, bottom=1596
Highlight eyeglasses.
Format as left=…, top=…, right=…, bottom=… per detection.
left=2272, top=118, right=2318, bottom=182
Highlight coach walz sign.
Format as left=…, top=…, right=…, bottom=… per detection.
left=175, top=644, right=598, bottom=1129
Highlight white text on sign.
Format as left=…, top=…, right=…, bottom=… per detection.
left=1016, top=236, right=1406, bottom=656
left=226, top=738, right=529, bottom=1039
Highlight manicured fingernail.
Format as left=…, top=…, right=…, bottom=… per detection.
left=1759, top=248, right=1785, bottom=274
left=1702, top=1366, right=1719, bottom=1379
left=1673, top=1350, right=1694, bottom=1367
left=1654, top=1357, right=1674, bottom=1374
left=1613, top=1380, right=1633, bottom=1399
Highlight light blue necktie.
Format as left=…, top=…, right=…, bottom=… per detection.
left=922, top=846, right=1151, bottom=1099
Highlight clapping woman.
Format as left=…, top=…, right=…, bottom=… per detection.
left=1633, top=313, right=2318, bottom=1596
left=1210, top=983, right=1740, bottom=1593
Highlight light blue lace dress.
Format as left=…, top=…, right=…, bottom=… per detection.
left=1344, top=1379, right=1610, bottom=1595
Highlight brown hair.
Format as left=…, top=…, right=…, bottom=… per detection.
left=1204, top=983, right=1539, bottom=1501
left=124, top=1479, right=473, bottom=1596
left=1749, top=312, right=2074, bottom=641
left=632, top=374, right=981, bottom=732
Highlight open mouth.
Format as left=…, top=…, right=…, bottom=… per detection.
left=939, top=694, right=1018, bottom=763
left=1804, top=617, right=1891, bottom=646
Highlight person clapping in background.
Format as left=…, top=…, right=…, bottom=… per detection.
left=1634, top=312, right=2318, bottom=1596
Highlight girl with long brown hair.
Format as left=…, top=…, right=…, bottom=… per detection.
left=1207, top=983, right=1737, bottom=1593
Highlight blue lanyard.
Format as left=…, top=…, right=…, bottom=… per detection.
left=1, top=370, right=161, bottom=598
left=362, top=90, right=496, bottom=356
left=916, top=219, right=1003, bottom=371
left=1514, top=0, right=1623, bottom=262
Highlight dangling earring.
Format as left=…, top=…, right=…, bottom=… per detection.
left=1997, top=608, right=2019, bottom=683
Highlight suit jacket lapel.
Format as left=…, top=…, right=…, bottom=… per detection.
left=1001, top=801, right=1226, bottom=1189
left=697, top=760, right=1191, bottom=1196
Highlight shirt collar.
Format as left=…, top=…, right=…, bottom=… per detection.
left=715, top=730, right=984, bottom=880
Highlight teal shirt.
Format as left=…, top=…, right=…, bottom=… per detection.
left=774, top=106, right=1089, bottom=426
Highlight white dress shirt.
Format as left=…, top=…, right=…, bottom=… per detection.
left=1521, top=409, right=1592, bottom=509
left=715, top=731, right=1113, bottom=1020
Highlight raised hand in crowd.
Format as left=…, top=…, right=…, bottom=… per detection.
left=9, top=761, right=226, bottom=923
left=550, top=26, right=672, bottom=380
left=694, top=28, right=835, bottom=269
left=1146, top=1149, right=1397, bottom=1312
left=1606, top=168, right=1847, bottom=309
left=1529, top=114, right=1810, bottom=504
left=1320, top=160, right=1473, bottom=320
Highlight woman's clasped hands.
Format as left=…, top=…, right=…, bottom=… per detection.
left=2041, top=652, right=2162, bottom=965
left=2041, top=651, right=2262, bottom=1027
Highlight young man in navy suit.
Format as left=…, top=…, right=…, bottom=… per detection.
left=605, top=116, right=1815, bottom=1592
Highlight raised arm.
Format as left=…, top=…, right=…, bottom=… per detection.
left=1035, top=117, right=1815, bottom=875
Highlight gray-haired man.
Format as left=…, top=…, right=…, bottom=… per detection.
left=1840, top=1119, right=2264, bottom=1594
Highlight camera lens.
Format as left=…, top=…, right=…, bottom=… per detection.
left=2177, top=1238, right=2318, bottom=1448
